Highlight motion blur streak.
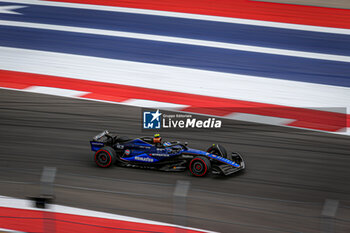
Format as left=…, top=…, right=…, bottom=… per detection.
left=2, top=20, right=349, bottom=62
left=0, top=69, right=347, bottom=132
left=1, top=47, right=349, bottom=116
left=2, top=0, right=350, bottom=35
left=40, top=0, right=350, bottom=29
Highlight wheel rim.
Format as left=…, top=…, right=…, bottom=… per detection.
left=190, top=158, right=208, bottom=176
left=193, top=162, right=203, bottom=173
left=96, top=152, right=110, bottom=166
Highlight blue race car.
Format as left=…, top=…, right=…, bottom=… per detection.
left=90, top=130, right=245, bottom=176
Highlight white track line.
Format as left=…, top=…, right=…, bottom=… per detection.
left=1, top=20, right=349, bottom=63
left=23, top=86, right=89, bottom=97
left=1, top=0, right=350, bottom=35
left=0, top=228, right=25, bottom=233
left=121, top=99, right=189, bottom=110
left=0, top=5, right=27, bottom=14
left=227, top=113, right=295, bottom=126
left=1, top=46, right=349, bottom=111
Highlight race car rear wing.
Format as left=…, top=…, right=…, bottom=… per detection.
left=90, top=130, right=113, bottom=151
left=93, top=130, right=110, bottom=141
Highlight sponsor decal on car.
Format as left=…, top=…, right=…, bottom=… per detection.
left=150, top=153, right=170, bottom=157
left=124, top=149, right=131, bottom=156
left=135, top=156, right=154, bottom=162
left=182, top=154, right=194, bottom=158
left=206, top=153, right=240, bottom=168
left=91, top=142, right=104, bottom=146
left=116, top=144, right=124, bottom=149
left=138, top=146, right=151, bottom=149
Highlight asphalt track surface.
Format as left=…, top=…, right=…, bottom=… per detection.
left=1, top=89, right=350, bottom=232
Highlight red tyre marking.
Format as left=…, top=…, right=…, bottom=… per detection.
left=189, top=158, right=208, bottom=177
left=94, top=149, right=112, bottom=167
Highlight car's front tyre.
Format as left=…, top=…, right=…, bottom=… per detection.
left=94, top=146, right=116, bottom=168
left=189, top=156, right=211, bottom=177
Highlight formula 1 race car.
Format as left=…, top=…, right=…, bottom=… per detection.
left=89, top=131, right=245, bottom=176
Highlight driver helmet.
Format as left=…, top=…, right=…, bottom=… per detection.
left=153, top=133, right=162, bottom=144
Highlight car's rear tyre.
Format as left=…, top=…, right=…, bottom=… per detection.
left=94, top=146, right=116, bottom=168
left=189, top=156, right=211, bottom=177
left=207, top=144, right=227, bottom=158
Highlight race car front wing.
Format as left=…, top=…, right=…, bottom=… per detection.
left=212, top=152, right=245, bottom=176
